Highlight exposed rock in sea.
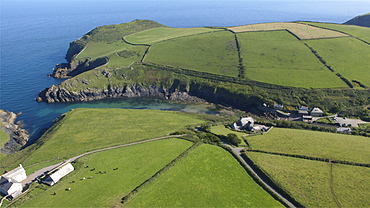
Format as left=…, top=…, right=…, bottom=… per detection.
left=37, top=84, right=205, bottom=104
left=0, top=110, right=29, bottom=155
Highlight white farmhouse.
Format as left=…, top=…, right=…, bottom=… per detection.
left=0, top=164, right=27, bottom=198
left=231, top=117, right=254, bottom=130
left=43, top=162, right=74, bottom=186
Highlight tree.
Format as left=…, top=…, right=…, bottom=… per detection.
left=226, top=133, right=241, bottom=146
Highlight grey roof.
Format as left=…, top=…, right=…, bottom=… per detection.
left=1, top=164, right=26, bottom=183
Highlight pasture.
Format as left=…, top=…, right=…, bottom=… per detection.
left=77, top=41, right=147, bottom=61
left=96, top=46, right=148, bottom=69
left=301, top=21, right=370, bottom=43
left=305, top=37, right=370, bottom=87
left=229, top=22, right=348, bottom=40
left=247, top=152, right=370, bottom=207
left=247, top=127, right=370, bottom=163
left=124, top=27, right=219, bottom=44
left=0, top=109, right=203, bottom=171
left=144, top=31, right=240, bottom=77
left=13, top=139, right=192, bottom=208
left=124, top=144, right=283, bottom=207
left=237, top=31, right=347, bottom=88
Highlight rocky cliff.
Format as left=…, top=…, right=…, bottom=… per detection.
left=37, top=84, right=205, bottom=103
left=0, top=110, right=29, bottom=155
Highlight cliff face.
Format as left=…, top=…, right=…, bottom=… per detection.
left=0, top=110, right=29, bottom=155
left=37, top=84, right=205, bottom=103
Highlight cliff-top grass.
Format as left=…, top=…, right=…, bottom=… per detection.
left=12, top=139, right=192, bottom=208
left=229, top=22, right=348, bottom=40
left=301, top=21, right=370, bottom=43
left=124, top=27, right=221, bottom=44
left=247, top=127, right=370, bottom=163
left=247, top=152, right=370, bottom=207
left=125, top=144, right=284, bottom=207
left=0, top=108, right=203, bottom=171
left=238, top=30, right=347, bottom=88
left=305, top=37, right=370, bottom=87
left=145, top=31, right=240, bottom=77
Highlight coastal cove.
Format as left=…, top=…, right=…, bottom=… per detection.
left=1, top=0, right=370, bottom=141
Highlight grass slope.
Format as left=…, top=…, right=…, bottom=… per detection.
left=211, top=125, right=247, bottom=146
left=125, top=27, right=219, bottom=44
left=302, top=21, right=370, bottom=43
left=229, top=22, right=348, bottom=40
left=0, top=109, right=202, bottom=172
left=124, top=144, right=283, bottom=207
left=145, top=31, right=240, bottom=77
left=14, top=139, right=192, bottom=208
left=305, top=37, right=370, bottom=87
left=238, top=30, right=346, bottom=88
left=247, top=128, right=370, bottom=163
left=247, top=152, right=370, bottom=207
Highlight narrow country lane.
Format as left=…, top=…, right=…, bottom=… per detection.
left=224, top=144, right=297, bottom=208
left=22, top=135, right=186, bottom=186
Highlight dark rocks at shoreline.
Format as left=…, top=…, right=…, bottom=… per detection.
left=36, top=84, right=205, bottom=104
left=0, top=110, right=29, bottom=155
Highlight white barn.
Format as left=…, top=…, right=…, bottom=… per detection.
left=43, top=162, right=74, bottom=186
left=0, top=164, right=27, bottom=198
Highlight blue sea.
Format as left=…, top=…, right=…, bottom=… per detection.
left=1, top=0, right=369, bottom=140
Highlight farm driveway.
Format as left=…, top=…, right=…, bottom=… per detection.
left=22, top=135, right=185, bottom=186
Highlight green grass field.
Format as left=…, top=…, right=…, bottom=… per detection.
left=0, top=109, right=203, bottom=172
left=124, top=144, right=283, bottom=207
left=237, top=30, right=347, bottom=88
left=125, top=27, right=219, bottom=44
left=301, top=22, right=370, bottom=43
left=247, top=152, right=370, bottom=207
left=145, top=31, right=240, bottom=77
left=247, top=128, right=370, bottom=163
left=0, top=129, right=9, bottom=147
left=305, top=37, right=370, bottom=87
left=95, top=46, right=148, bottom=69
left=14, top=139, right=192, bottom=208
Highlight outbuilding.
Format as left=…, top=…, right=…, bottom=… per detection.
left=43, top=162, right=74, bottom=186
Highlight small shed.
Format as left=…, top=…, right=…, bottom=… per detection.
left=43, top=162, right=74, bottom=186
left=310, top=107, right=323, bottom=117
left=0, top=164, right=27, bottom=198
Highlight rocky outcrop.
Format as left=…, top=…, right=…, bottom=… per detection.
left=52, top=57, right=109, bottom=78
left=37, top=84, right=205, bottom=103
left=0, top=110, right=29, bottom=155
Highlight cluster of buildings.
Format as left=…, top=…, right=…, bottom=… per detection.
left=231, top=117, right=270, bottom=132
left=274, top=104, right=324, bottom=120
left=0, top=162, right=74, bottom=199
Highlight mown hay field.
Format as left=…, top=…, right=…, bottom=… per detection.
left=144, top=31, right=240, bottom=77
left=124, top=144, right=284, bottom=207
left=13, top=139, right=192, bottom=208
left=247, top=152, right=370, bottom=208
left=0, top=109, right=203, bottom=170
left=125, top=27, right=219, bottom=44
left=229, top=22, right=348, bottom=40
left=247, top=128, right=370, bottom=163
left=237, top=31, right=347, bottom=88
left=301, top=21, right=370, bottom=43
left=305, top=37, right=370, bottom=87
